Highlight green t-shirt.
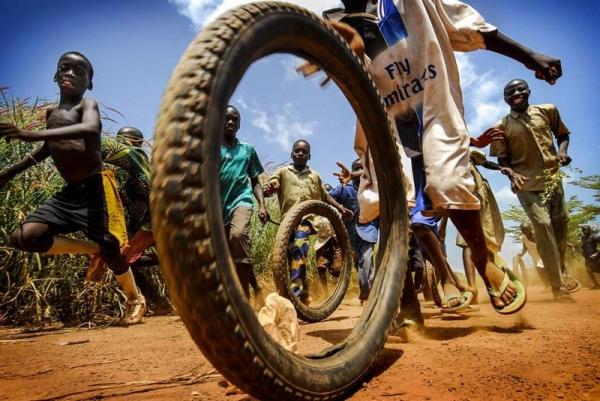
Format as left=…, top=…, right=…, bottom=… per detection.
left=220, top=139, right=264, bottom=224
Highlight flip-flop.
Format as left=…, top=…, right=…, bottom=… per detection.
left=440, top=291, right=473, bottom=313
left=487, top=268, right=527, bottom=315
left=563, top=276, right=582, bottom=293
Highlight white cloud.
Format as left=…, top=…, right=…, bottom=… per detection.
left=281, top=56, right=304, bottom=81
left=250, top=102, right=317, bottom=150
left=170, top=0, right=341, bottom=29
left=456, top=53, right=506, bottom=136
left=495, top=184, right=518, bottom=207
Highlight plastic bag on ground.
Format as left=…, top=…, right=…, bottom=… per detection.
left=257, top=293, right=300, bottom=353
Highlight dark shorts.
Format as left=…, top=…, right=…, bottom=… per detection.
left=25, top=174, right=114, bottom=244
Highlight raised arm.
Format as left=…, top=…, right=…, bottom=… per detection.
left=0, top=144, right=50, bottom=187
left=324, top=191, right=353, bottom=220
left=480, top=30, right=562, bottom=84
left=0, top=98, right=101, bottom=142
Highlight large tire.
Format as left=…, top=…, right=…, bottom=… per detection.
left=151, top=3, right=409, bottom=400
left=271, top=200, right=352, bottom=322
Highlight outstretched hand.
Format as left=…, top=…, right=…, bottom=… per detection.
left=529, top=53, right=562, bottom=85
left=471, top=128, right=504, bottom=148
left=264, top=181, right=278, bottom=197
left=333, top=161, right=351, bottom=185
left=0, top=123, right=36, bottom=142
left=340, top=207, right=354, bottom=220
left=500, top=167, right=529, bottom=192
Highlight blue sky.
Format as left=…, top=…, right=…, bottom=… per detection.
left=1, top=0, right=599, bottom=271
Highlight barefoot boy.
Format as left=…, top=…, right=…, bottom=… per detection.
left=0, top=52, right=146, bottom=324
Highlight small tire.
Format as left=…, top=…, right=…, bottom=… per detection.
left=271, top=200, right=352, bottom=322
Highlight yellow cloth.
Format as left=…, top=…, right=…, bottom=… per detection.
left=456, top=150, right=504, bottom=254
left=490, top=104, right=570, bottom=192
left=101, top=170, right=128, bottom=248
left=269, top=165, right=328, bottom=217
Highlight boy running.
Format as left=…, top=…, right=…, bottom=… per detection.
left=490, top=78, right=580, bottom=301
left=220, top=105, right=267, bottom=303
left=314, top=0, right=564, bottom=313
left=266, top=140, right=353, bottom=302
left=0, top=52, right=146, bottom=324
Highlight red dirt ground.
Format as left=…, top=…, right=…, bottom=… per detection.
left=1, top=286, right=599, bottom=401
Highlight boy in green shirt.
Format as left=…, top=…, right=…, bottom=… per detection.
left=220, top=105, right=268, bottom=302
left=266, top=140, right=352, bottom=302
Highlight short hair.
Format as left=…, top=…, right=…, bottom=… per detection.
left=59, top=51, right=94, bottom=81
left=117, top=126, right=144, bottom=139
left=351, top=158, right=362, bottom=171
left=504, top=78, right=528, bottom=91
left=292, top=139, right=311, bottom=151
left=226, top=104, right=240, bottom=114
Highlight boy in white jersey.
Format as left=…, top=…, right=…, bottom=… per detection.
left=316, top=0, right=562, bottom=314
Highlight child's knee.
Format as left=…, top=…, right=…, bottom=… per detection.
left=98, top=236, right=128, bottom=275
left=10, top=225, right=53, bottom=253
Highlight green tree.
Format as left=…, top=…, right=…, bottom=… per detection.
left=501, top=196, right=597, bottom=247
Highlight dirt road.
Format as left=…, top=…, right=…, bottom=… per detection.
left=1, top=287, right=599, bottom=401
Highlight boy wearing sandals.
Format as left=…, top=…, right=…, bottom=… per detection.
left=315, top=0, right=567, bottom=314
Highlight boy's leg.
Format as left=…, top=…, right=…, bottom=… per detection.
left=412, top=223, right=468, bottom=309
left=462, top=247, right=479, bottom=303
left=289, top=224, right=311, bottom=302
left=587, top=268, right=600, bottom=289
left=356, top=242, right=369, bottom=302
left=226, top=206, right=254, bottom=298
left=391, top=266, right=424, bottom=337
left=11, top=223, right=98, bottom=257
left=45, top=236, right=100, bottom=254
left=516, top=192, right=566, bottom=297
left=356, top=239, right=376, bottom=302
left=315, top=244, right=331, bottom=295
left=448, top=210, right=517, bottom=308
left=10, top=222, right=55, bottom=253
left=548, top=188, right=579, bottom=290
left=97, top=236, right=146, bottom=324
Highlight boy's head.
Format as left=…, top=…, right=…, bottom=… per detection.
left=323, top=183, right=333, bottom=192
left=117, top=127, right=144, bottom=147
left=581, top=224, right=593, bottom=236
left=504, top=79, right=530, bottom=112
left=54, top=52, right=94, bottom=94
left=224, top=105, right=241, bottom=140
left=291, top=139, right=311, bottom=168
